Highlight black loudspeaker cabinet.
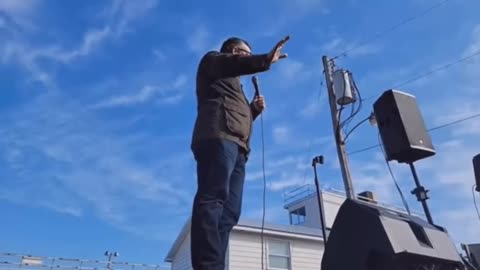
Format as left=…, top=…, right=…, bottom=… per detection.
left=373, top=89, right=435, bottom=164
left=321, top=199, right=464, bottom=270
left=464, top=244, right=480, bottom=269
left=473, top=154, right=480, bottom=192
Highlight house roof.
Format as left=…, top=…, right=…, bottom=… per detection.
left=163, top=218, right=329, bottom=263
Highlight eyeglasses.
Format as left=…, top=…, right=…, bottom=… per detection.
left=236, top=47, right=251, bottom=55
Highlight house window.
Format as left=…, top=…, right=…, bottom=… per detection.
left=267, top=239, right=291, bottom=270
left=289, top=206, right=306, bottom=225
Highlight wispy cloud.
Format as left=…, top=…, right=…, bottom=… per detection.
left=272, top=125, right=291, bottom=144
left=37, top=0, right=159, bottom=64
left=464, top=24, right=480, bottom=56
left=0, top=0, right=159, bottom=90
left=0, top=91, right=194, bottom=239
left=300, top=89, right=327, bottom=118
left=312, top=36, right=382, bottom=59
left=279, top=0, right=329, bottom=18
left=0, top=0, right=39, bottom=16
left=187, top=25, right=211, bottom=55
left=267, top=172, right=306, bottom=192
left=92, top=74, right=188, bottom=108
left=0, top=0, right=41, bottom=29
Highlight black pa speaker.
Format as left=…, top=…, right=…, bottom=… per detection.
left=373, top=89, right=435, bottom=164
left=463, top=243, right=480, bottom=269
left=321, top=199, right=464, bottom=270
left=473, top=154, right=480, bottom=192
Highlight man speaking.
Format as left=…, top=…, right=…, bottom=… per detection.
left=190, top=35, right=290, bottom=270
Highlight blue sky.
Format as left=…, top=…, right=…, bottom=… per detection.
left=1, top=0, right=480, bottom=266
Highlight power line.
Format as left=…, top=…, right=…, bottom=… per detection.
left=347, top=112, right=480, bottom=155
left=393, top=48, right=480, bottom=89
left=429, top=112, right=480, bottom=131
left=332, top=0, right=453, bottom=60
left=360, top=47, right=480, bottom=102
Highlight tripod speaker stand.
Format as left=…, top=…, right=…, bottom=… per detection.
left=373, top=89, right=437, bottom=225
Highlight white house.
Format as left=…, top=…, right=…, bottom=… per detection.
left=163, top=185, right=415, bottom=270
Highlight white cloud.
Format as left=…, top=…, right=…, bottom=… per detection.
left=0, top=92, right=194, bottom=239
left=187, top=25, right=211, bottom=55
left=280, top=0, right=329, bottom=17
left=272, top=125, right=291, bottom=144
left=267, top=172, right=305, bottom=192
left=93, top=74, right=188, bottom=108
left=100, top=0, right=158, bottom=36
left=0, top=42, right=58, bottom=90
left=316, top=36, right=382, bottom=59
left=153, top=49, right=167, bottom=61
left=0, top=0, right=39, bottom=16
left=246, top=169, right=274, bottom=182
left=0, top=0, right=159, bottom=90
left=278, top=59, right=306, bottom=81
left=464, top=24, right=480, bottom=56
left=42, top=0, right=159, bottom=64
left=0, top=0, right=41, bottom=29
left=51, top=26, right=112, bottom=63
left=300, top=88, right=326, bottom=118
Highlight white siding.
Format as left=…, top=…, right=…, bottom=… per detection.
left=229, top=231, right=262, bottom=270
left=290, top=239, right=324, bottom=270
left=229, top=230, right=324, bottom=270
left=322, top=192, right=345, bottom=228
left=171, top=234, right=193, bottom=270
left=285, top=191, right=345, bottom=230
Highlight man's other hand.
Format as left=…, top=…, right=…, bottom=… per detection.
left=253, top=95, right=266, bottom=113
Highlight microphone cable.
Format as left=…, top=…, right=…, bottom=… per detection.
left=251, top=75, right=267, bottom=270
left=260, top=110, right=267, bottom=270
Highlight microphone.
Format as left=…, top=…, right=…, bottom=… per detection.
left=252, top=76, right=261, bottom=97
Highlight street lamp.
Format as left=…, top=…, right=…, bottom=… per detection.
left=104, top=251, right=119, bottom=270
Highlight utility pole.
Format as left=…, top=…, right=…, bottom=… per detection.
left=322, top=56, right=356, bottom=200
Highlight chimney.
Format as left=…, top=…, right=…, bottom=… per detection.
left=358, top=191, right=376, bottom=204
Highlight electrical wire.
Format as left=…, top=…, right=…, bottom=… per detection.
left=331, top=0, right=453, bottom=60
left=348, top=111, right=480, bottom=155
left=333, top=69, right=363, bottom=144
left=339, top=72, right=363, bottom=142
left=473, top=184, right=480, bottom=222
left=303, top=78, right=325, bottom=184
left=377, top=133, right=412, bottom=215
left=360, top=48, right=480, bottom=102
left=343, top=115, right=370, bottom=143
left=393, top=48, right=480, bottom=89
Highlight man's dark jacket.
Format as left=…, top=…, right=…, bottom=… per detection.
left=191, top=51, right=272, bottom=157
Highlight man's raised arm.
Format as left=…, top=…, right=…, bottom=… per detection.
left=201, top=52, right=272, bottom=78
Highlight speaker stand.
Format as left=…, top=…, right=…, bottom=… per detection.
left=312, top=155, right=328, bottom=244
left=408, top=162, right=434, bottom=225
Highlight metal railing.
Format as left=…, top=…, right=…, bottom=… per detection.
left=282, top=184, right=424, bottom=217
left=282, top=184, right=316, bottom=206
left=0, top=253, right=170, bottom=270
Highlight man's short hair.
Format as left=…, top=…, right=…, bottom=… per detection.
left=220, top=37, right=251, bottom=53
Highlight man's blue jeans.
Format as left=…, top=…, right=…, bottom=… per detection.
left=190, top=139, right=246, bottom=270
